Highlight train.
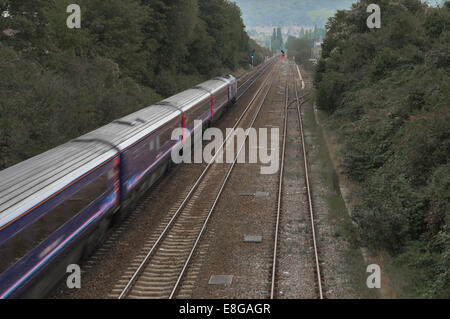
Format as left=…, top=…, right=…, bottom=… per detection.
left=0, top=74, right=238, bottom=298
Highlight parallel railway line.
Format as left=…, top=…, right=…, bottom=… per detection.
left=292, top=63, right=323, bottom=299
left=270, top=61, right=290, bottom=300
left=270, top=61, right=324, bottom=299
left=237, top=60, right=273, bottom=99
left=76, top=61, right=274, bottom=281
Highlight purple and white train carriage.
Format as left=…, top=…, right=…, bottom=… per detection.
left=0, top=74, right=236, bottom=298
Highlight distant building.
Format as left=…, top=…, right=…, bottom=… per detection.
left=312, top=41, right=322, bottom=60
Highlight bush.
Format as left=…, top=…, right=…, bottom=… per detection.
left=315, top=0, right=450, bottom=297
left=0, top=44, right=161, bottom=170
left=316, top=71, right=346, bottom=113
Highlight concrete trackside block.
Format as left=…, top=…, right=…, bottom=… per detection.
left=255, top=191, right=269, bottom=198
left=240, top=192, right=254, bottom=196
left=240, top=192, right=269, bottom=197
left=209, top=275, right=233, bottom=285
left=244, top=235, right=263, bottom=243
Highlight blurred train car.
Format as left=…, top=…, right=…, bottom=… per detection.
left=0, top=74, right=237, bottom=298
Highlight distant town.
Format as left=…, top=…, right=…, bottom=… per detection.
left=247, top=25, right=323, bottom=62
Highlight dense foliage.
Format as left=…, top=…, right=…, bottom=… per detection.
left=315, top=0, right=449, bottom=297
left=233, top=0, right=355, bottom=26
left=285, top=26, right=325, bottom=64
left=286, top=36, right=311, bottom=63
left=0, top=0, right=269, bottom=170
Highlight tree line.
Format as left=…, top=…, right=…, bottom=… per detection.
left=285, top=26, right=326, bottom=65
left=315, top=0, right=449, bottom=297
left=0, top=0, right=270, bottom=170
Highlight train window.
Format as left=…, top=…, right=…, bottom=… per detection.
left=187, top=107, right=196, bottom=119
left=217, top=91, right=226, bottom=104
left=149, top=140, right=155, bottom=152
left=188, top=100, right=209, bottom=120
left=107, top=168, right=115, bottom=181
left=159, top=126, right=173, bottom=148
left=156, top=118, right=179, bottom=150
left=0, top=172, right=110, bottom=275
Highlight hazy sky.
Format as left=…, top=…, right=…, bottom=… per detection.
left=232, top=0, right=356, bottom=26
left=233, top=0, right=445, bottom=27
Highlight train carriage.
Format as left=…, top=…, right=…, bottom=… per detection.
left=0, top=141, right=119, bottom=298
left=157, top=89, right=210, bottom=135
left=76, top=104, right=183, bottom=215
left=194, top=77, right=231, bottom=121
left=0, top=73, right=238, bottom=298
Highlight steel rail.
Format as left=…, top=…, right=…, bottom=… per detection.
left=292, top=62, right=324, bottom=299
left=270, top=61, right=289, bottom=299
left=237, top=59, right=276, bottom=100
left=169, top=66, right=278, bottom=298
left=237, top=59, right=268, bottom=89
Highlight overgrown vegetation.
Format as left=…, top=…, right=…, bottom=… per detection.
left=286, top=36, right=311, bottom=63
left=285, top=26, right=325, bottom=64
left=315, top=0, right=449, bottom=298
left=0, top=0, right=270, bottom=170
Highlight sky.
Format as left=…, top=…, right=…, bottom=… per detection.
left=233, top=0, right=446, bottom=27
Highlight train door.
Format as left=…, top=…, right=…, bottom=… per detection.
left=211, top=95, right=215, bottom=120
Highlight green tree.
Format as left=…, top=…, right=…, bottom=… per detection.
left=0, top=0, right=53, bottom=56
left=315, top=0, right=450, bottom=297
left=285, top=36, right=310, bottom=64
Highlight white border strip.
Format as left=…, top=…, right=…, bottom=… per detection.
left=296, top=65, right=305, bottom=90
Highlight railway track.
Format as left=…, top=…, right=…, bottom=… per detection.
left=293, top=63, right=324, bottom=299
left=109, top=61, right=280, bottom=299
left=79, top=61, right=274, bottom=280
left=270, top=61, right=324, bottom=299
left=237, top=59, right=275, bottom=99
left=270, top=61, right=290, bottom=299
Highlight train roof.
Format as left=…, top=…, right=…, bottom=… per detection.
left=159, top=88, right=210, bottom=112
left=219, top=74, right=236, bottom=84
left=0, top=74, right=234, bottom=228
left=194, top=77, right=230, bottom=95
left=76, top=104, right=181, bottom=151
left=0, top=141, right=117, bottom=229
left=159, top=75, right=233, bottom=112
left=0, top=104, right=180, bottom=228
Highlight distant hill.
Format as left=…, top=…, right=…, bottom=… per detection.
left=233, top=0, right=356, bottom=26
